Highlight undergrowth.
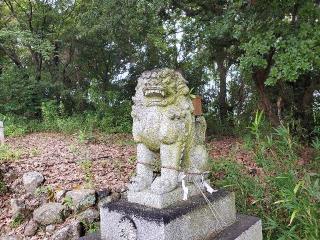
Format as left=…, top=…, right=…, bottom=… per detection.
left=0, top=144, right=22, bottom=162
left=0, top=100, right=132, bottom=137
left=210, top=111, right=320, bottom=240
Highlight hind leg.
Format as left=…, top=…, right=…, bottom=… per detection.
left=187, top=145, right=208, bottom=183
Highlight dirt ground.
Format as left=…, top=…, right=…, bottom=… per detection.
left=0, top=132, right=256, bottom=237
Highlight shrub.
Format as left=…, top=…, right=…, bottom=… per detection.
left=210, top=113, right=320, bottom=240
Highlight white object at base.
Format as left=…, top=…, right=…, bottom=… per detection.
left=203, top=181, right=217, bottom=194
left=180, top=173, right=189, bottom=201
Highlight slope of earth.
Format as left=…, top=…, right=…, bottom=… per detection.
left=0, top=132, right=255, bottom=238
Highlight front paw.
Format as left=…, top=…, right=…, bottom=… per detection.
left=128, top=176, right=152, bottom=192
left=150, top=177, right=178, bottom=194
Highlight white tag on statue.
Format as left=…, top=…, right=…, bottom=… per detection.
left=201, top=175, right=217, bottom=194
left=203, top=181, right=217, bottom=194
left=180, top=173, right=189, bottom=200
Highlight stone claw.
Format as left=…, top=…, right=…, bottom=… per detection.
left=128, top=176, right=152, bottom=192
left=150, top=177, right=178, bottom=194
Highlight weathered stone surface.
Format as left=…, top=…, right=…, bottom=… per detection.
left=128, top=185, right=202, bottom=209
left=0, top=235, right=21, bottom=240
left=45, top=224, right=56, bottom=234
left=10, top=199, right=25, bottom=218
left=56, top=189, right=68, bottom=202
left=79, top=232, right=101, bottom=240
left=52, top=221, right=82, bottom=240
left=96, top=189, right=111, bottom=201
left=98, top=192, right=121, bottom=208
left=69, top=221, right=83, bottom=239
left=33, top=202, right=66, bottom=225
left=211, top=215, right=262, bottom=240
left=128, top=69, right=209, bottom=196
left=101, top=190, right=236, bottom=240
left=22, top=171, right=44, bottom=193
left=66, top=189, right=96, bottom=212
left=24, top=220, right=38, bottom=236
left=78, top=208, right=100, bottom=224
left=51, top=226, right=69, bottom=240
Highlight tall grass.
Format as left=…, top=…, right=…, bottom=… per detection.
left=211, top=111, right=320, bottom=240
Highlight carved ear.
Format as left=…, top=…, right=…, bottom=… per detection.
left=174, top=71, right=189, bottom=95
left=177, top=81, right=189, bottom=95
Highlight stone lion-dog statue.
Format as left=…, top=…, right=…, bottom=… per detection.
left=129, top=68, right=209, bottom=194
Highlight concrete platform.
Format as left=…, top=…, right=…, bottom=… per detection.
left=80, top=215, right=262, bottom=240
left=211, top=215, right=262, bottom=240
left=100, top=190, right=236, bottom=240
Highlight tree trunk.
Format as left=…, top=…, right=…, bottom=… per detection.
left=217, top=58, right=228, bottom=123
left=253, top=70, right=279, bottom=126
left=292, top=76, right=315, bottom=139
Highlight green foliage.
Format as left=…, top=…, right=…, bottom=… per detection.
left=35, top=185, right=55, bottom=202
left=99, top=101, right=132, bottom=134
left=0, top=0, right=319, bottom=138
left=77, top=129, right=95, bottom=143
left=0, top=65, right=42, bottom=117
left=0, top=180, right=6, bottom=194
left=79, top=159, right=94, bottom=189
left=63, top=195, right=74, bottom=209
left=269, top=172, right=320, bottom=240
left=0, top=144, right=22, bottom=162
left=0, top=114, right=41, bottom=137
left=41, top=101, right=59, bottom=125
left=81, top=221, right=100, bottom=234
left=248, top=110, right=265, bottom=142
left=312, top=138, right=320, bottom=162
left=211, top=119, right=320, bottom=239
left=10, top=214, right=24, bottom=228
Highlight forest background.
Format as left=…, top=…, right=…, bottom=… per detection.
left=0, top=1, right=319, bottom=239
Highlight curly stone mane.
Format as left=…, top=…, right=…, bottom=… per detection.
left=132, top=68, right=191, bottom=108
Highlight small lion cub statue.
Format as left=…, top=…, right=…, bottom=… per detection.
left=129, top=68, right=208, bottom=194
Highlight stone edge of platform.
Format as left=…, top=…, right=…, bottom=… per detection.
left=102, top=189, right=232, bottom=224
left=210, top=214, right=262, bottom=240
left=79, top=214, right=262, bottom=240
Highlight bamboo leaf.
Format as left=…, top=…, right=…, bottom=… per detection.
left=289, top=210, right=298, bottom=226
left=293, top=181, right=304, bottom=194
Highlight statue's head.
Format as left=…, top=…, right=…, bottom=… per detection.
left=134, top=68, right=190, bottom=107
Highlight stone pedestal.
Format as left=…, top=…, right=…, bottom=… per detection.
left=127, top=184, right=202, bottom=209
left=100, top=189, right=262, bottom=240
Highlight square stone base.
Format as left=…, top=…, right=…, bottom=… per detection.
left=127, top=184, right=202, bottom=209
left=81, top=215, right=262, bottom=240
left=100, top=190, right=236, bottom=240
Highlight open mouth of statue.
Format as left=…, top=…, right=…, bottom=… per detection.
left=143, top=87, right=165, bottom=105
left=143, top=87, right=165, bottom=98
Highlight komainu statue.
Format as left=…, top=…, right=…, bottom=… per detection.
left=129, top=68, right=209, bottom=194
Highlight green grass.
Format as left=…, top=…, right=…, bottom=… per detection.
left=0, top=144, right=22, bottom=162
left=78, top=159, right=94, bottom=189
left=210, top=120, right=320, bottom=240
left=10, top=214, right=24, bottom=228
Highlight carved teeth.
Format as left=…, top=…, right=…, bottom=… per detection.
left=144, top=89, right=165, bottom=97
